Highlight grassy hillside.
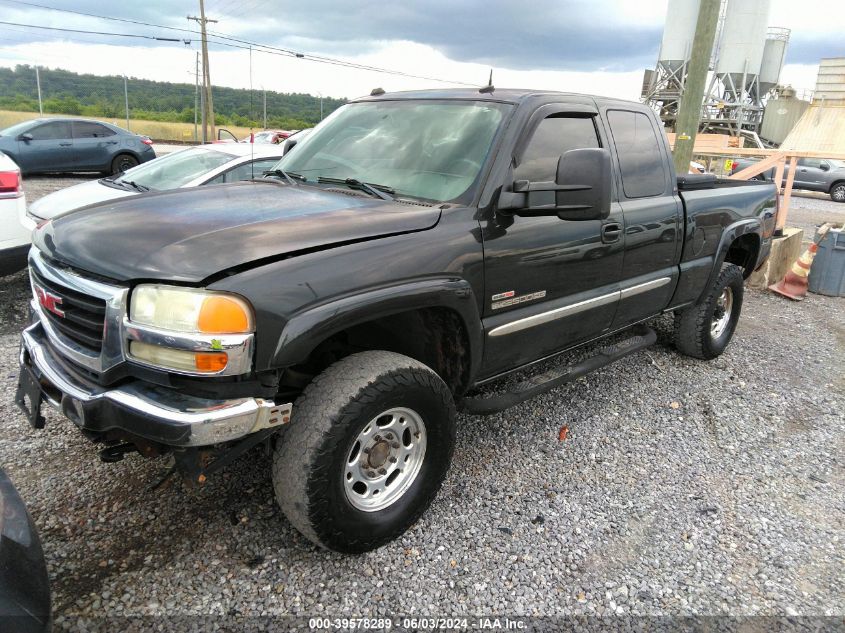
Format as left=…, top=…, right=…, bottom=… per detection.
left=0, top=64, right=345, bottom=132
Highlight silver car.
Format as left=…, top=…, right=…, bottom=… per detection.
left=732, top=157, right=845, bottom=203
left=24, top=143, right=285, bottom=229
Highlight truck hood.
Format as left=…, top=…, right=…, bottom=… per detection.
left=29, top=179, right=135, bottom=220
left=34, top=180, right=441, bottom=283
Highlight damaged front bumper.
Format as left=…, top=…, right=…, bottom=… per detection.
left=16, top=321, right=291, bottom=449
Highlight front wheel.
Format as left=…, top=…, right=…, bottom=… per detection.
left=831, top=182, right=845, bottom=203
left=272, top=351, right=456, bottom=553
left=673, top=263, right=744, bottom=360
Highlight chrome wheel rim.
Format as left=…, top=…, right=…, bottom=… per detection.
left=343, top=407, right=427, bottom=512
left=711, top=287, right=733, bottom=339
left=833, top=186, right=845, bottom=202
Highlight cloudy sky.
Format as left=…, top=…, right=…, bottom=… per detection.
left=0, top=0, right=840, bottom=100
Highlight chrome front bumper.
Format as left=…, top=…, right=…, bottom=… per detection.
left=19, top=321, right=291, bottom=447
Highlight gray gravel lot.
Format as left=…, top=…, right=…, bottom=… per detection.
left=1, top=176, right=843, bottom=627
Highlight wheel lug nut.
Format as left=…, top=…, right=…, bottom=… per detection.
left=378, top=468, right=387, bottom=475
left=389, top=456, right=397, bottom=463
left=367, top=471, right=376, bottom=478
left=391, top=442, right=400, bottom=449
left=385, top=433, right=393, bottom=440
left=373, top=435, right=382, bottom=442
left=363, top=447, right=370, bottom=454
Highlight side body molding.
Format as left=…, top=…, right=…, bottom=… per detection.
left=271, top=277, right=484, bottom=379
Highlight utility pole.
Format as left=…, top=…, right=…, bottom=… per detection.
left=123, top=75, right=130, bottom=131
left=263, top=88, right=267, bottom=130
left=194, top=51, right=199, bottom=141
left=672, top=0, right=720, bottom=175
left=317, top=91, right=323, bottom=120
left=35, top=65, right=43, bottom=115
left=188, top=1, right=217, bottom=141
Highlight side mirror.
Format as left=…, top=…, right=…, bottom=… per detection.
left=498, top=148, right=611, bottom=221
left=283, top=139, right=299, bottom=155
left=552, top=148, right=611, bottom=221
left=18, top=133, right=33, bottom=142
left=820, top=162, right=830, bottom=172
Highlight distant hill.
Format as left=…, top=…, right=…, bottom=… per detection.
left=0, top=65, right=346, bottom=130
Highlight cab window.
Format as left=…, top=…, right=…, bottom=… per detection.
left=515, top=115, right=600, bottom=183
left=29, top=121, right=72, bottom=141
left=606, top=109, right=667, bottom=198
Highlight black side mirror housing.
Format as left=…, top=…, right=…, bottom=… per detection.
left=18, top=133, right=33, bottom=142
left=553, top=147, right=611, bottom=221
left=497, top=147, right=612, bottom=221
left=820, top=163, right=830, bottom=172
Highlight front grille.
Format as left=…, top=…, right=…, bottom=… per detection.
left=31, top=268, right=106, bottom=354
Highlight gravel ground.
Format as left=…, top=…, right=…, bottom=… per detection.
left=1, top=177, right=843, bottom=629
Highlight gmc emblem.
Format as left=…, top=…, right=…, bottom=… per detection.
left=34, top=284, right=65, bottom=318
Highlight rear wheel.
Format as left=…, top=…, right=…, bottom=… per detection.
left=674, top=263, right=744, bottom=360
left=272, top=351, right=456, bottom=553
left=831, top=182, right=845, bottom=203
left=111, top=153, right=138, bottom=175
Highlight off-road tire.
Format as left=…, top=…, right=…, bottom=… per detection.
left=111, top=153, right=138, bottom=175
left=830, top=182, right=845, bottom=203
left=674, top=262, right=744, bottom=360
left=272, top=351, right=456, bottom=553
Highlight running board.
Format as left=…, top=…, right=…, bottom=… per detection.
left=458, top=327, right=657, bottom=415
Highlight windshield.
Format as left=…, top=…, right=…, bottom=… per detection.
left=275, top=100, right=510, bottom=202
left=829, top=159, right=845, bottom=169
left=113, top=147, right=234, bottom=190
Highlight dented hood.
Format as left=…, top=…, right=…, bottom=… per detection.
left=33, top=180, right=441, bottom=283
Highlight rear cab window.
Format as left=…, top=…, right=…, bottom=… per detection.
left=606, top=109, right=668, bottom=198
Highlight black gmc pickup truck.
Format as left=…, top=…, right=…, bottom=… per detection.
left=16, top=89, right=776, bottom=553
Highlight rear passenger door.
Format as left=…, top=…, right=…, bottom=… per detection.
left=603, top=108, right=681, bottom=330
left=72, top=121, right=118, bottom=170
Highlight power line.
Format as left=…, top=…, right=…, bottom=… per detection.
left=0, top=20, right=184, bottom=42
left=0, top=0, right=480, bottom=87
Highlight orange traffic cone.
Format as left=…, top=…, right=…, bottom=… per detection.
left=769, top=224, right=832, bottom=301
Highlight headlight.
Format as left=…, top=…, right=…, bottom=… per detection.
left=130, top=285, right=253, bottom=334
left=127, top=285, right=254, bottom=375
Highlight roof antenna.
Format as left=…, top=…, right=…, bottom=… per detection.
left=479, top=69, right=494, bottom=94
left=370, top=87, right=385, bottom=96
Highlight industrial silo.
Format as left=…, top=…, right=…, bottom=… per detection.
left=658, top=0, right=702, bottom=73
left=715, top=0, right=771, bottom=96
left=759, top=27, right=790, bottom=96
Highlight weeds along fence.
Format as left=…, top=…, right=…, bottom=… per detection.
left=0, top=64, right=341, bottom=142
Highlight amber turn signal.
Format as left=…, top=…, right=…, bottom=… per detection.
left=198, top=296, right=252, bottom=334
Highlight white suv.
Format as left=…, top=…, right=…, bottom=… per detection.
left=0, top=152, right=29, bottom=276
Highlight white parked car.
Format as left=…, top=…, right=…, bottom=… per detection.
left=23, top=143, right=285, bottom=228
left=0, top=151, right=29, bottom=276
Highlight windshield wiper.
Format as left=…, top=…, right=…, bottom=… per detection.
left=263, top=169, right=305, bottom=186
left=317, top=177, right=395, bottom=201
left=120, top=179, right=150, bottom=192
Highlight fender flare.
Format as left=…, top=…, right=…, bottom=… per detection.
left=271, top=277, right=484, bottom=380
left=697, top=218, right=761, bottom=304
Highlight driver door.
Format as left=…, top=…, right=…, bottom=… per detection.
left=479, top=105, right=624, bottom=378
